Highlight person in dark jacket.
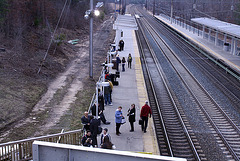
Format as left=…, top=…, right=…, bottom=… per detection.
left=81, top=111, right=91, bottom=130
left=104, top=82, right=112, bottom=106
left=84, top=138, right=93, bottom=147
left=90, top=116, right=100, bottom=147
left=128, top=104, right=136, bottom=132
left=116, top=54, right=121, bottom=72
left=81, top=130, right=92, bottom=146
left=127, top=53, right=132, bottom=69
left=100, top=128, right=111, bottom=146
left=91, top=103, right=110, bottom=125
left=122, top=57, right=126, bottom=72
left=98, top=88, right=104, bottom=111
left=140, top=100, right=152, bottom=133
left=101, top=136, right=113, bottom=149
left=119, top=40, right=124, bottom=51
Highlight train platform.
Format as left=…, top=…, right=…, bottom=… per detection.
left=154, top=15, right=240, bottom=74
left=97, top=16, right=159, bottom=155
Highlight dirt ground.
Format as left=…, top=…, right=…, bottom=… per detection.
left=0, top=15, right=115, bottom=143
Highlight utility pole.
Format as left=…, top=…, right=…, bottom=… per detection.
left=145, top=0, right=147, bottom=11
left=193, top=0, right=196, bottom=19
left=89, top=0, right=93, bottom=78
left=231, top=0, right=234, bottom=22
left=115, top=0, right=116, bottom=20
left=170, top=0, right=173, bottom=23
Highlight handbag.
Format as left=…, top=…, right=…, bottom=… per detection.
left=139, top=119, right=143, bottom=125
left=121, top=117, right=126, bottom=124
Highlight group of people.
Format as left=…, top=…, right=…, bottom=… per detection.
left=81, top=112, right=100, bottom=147
left=80, top=38, right=152, bottom=149
left=115, top=100, right=152, bottom=136
left=81, top=100, right=152, bottom=149
left=81, top=128, right=114, bottom=149
left=116, top=53, right=132, bottom=72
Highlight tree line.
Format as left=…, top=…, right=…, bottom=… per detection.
left=147, top=0, right=240, bottom=24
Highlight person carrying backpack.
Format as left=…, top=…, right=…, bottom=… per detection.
left=127, top=53, right=132, bottom=69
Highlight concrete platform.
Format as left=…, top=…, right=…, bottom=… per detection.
left=97, top=27, right=159, bottom=154
left=155, top=15, right=240, bottom=74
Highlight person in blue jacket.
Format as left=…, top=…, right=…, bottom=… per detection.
left=115, top=106, right=123, bottom=136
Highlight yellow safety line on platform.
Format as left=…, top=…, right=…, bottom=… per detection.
left=132, top=30, right=160, bottom=155
left=156, top=16, right=240, bottom=72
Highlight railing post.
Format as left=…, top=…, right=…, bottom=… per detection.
left=18, top=143, right=22, bottom=160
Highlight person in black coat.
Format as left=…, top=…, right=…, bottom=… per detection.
left=81, top=130, right=92, bottom=146
left=127, top=104, right=136, bottom=132
left=91, top=103, right=110, bottom=125
left=98, top=88, right=104, bottom=111
left=90, top=116, right=100, bottom=147
left=81, top=111, right=91, bottom=130
left=116, top=54, right=121, bottom=72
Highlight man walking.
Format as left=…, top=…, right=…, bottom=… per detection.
left=140, top=100, right=152, bottom=133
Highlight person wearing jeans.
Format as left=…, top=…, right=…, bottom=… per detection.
left=140, top=100, right=152, bottom=133
left=115, top=106, right=123, bottom=136
left=104, top=83, right=112, bottom=106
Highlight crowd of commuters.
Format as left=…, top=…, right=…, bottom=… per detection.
left=80, top=42, right=152, bottom=150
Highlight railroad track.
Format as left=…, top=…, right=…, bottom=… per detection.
left=133, top=8, right=204, bottom=161
left=135, top=7, right=240, bottom=161
left=151, top=14, right=240, bottom=120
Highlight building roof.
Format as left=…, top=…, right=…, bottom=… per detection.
left=191, top=17, right=240, bottom=38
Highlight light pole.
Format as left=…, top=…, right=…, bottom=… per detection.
left=84, top=2, right=103, bottom=78
left=89, top=0, right=93, bottom=78
left=153, top=0, right=155, bottom=16
left=170, top=0, right=173, bottom=23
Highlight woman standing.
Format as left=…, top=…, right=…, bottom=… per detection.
left=122, top=57, right=126, bottom=72
left=128, top=104, right=136, bottom=132
left=116, top=54, right=121, bottom=72
left=115, top=106, right=123, bottom=136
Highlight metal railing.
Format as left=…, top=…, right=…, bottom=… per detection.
left=0, top=129, right=82, bottom=161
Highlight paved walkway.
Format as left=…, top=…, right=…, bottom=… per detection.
left=97, top=28, right=159, bottom=154
left=155, top=15, right=240, bottom=74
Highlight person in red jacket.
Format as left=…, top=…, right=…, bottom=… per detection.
left=140, top=100, right=152, bottom=133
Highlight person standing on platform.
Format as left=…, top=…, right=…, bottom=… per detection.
left=119, top=40, right=124, bottom=51
left=122, top=57, right=126, bottom=72
left=100, top=128, right=111, bottom=145
left=91, top=103, right=110, bottom=125
left=116, top=54, right=121, bottom=72
left=127, top=104, right=136, bottom=132
left=127, top=53, right=132, bottom=69
left=107, top=79, right=113, bottom=102
left=140, top=100, right=152, bottom=133
left=90, top=116, right=100, bottom=147
left=98, top=88, right=104, bottom=111
left=104, top=82, right=112, bottom=106
left=81, top=111, right=91, bottom=131
left=115, top=106, right=123, bottom=136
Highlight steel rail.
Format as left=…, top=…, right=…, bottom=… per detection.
left=152, top=15, right=240, bottom=110
left=135, top=16, right=174, bottom=157
left=139, top=17, right=201, bottom=161
left=141, top=14, right=240, bottom=161
left=132, top=6, right=202, bottom=160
